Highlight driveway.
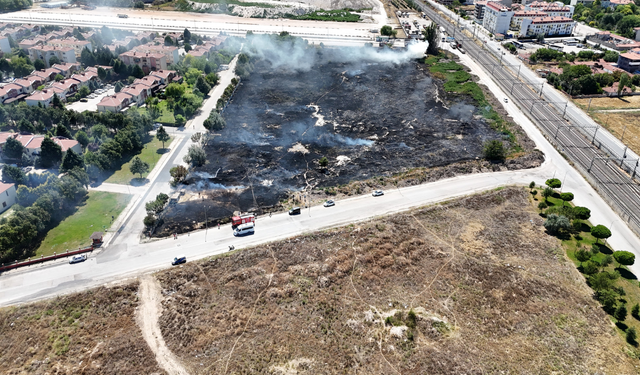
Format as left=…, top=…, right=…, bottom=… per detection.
left=66, top=88, right=115, bottom=112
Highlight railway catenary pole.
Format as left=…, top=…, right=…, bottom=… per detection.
left=417, top=0, right=640, bottom=236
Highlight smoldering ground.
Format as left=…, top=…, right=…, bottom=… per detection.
left=155, top=39, right=506, bottom=236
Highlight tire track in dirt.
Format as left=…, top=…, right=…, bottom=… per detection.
left=137, top=275, right=189, bottom=375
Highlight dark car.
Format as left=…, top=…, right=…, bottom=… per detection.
left=289, top=207, right=301, bottom=215
left=171, top=255, right=186, bottom=266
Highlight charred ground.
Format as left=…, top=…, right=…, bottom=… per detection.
left=156, top=187, right=635, bottom=374
left=157, top=46, right=541, bottom=236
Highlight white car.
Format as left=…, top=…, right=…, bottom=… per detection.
left=69, top=254, right=87, bottom=264
left=323, top=200, right=335, bottom=207
left=504, top=98, right=508, bottom=103
left=372, top=190, right=384, bottom=197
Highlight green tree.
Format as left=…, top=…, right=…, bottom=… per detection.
left=583, top=261, right=599, bottom=275
left=529, top=181, right=536, bottom=191
left=183, top=28, right=191, bottom=43
left=165, top=83, right=185, bottom=100
left=380, top=25, right=393, bottom=36
left=55, top=124, right=72, bottom=139
left=184, top=43, right=192, bottom=53
left=632, top=303, right=640, bottom=320
left=1, top=165, right=26, bottom=185
left=134, top=1, right=144, bottom=8
left=132, top=64, right=144, bottom=79
left=590, top=271, right=614, bottom=292
left=143, top=214, right=156, bottom=227
left=195, top=75, right=211, bottom=95
left=183, top=144, right=206, bottom=167
left=205, top=72, right=219, bottom=86
left=60, top=149, right=84, bottom=173
left=48, top=56, right=60, bottom=67
left=591, top=225, right=612, bottom=244
left=115, top=81, right=124, bottom=93
left=18, top=118, right=35, bottom=133
left=542, top=187, right=554, bottom=202
left=615, top=304, right=628, bottom=322
left=34, top=59, right=45, bottom=71
left=39, top=136, right=62, bottom=168
left=319, top=156, right=328, bottom=168
left=560, top=192, right=574, bottom=206
left=573, top=206, right=591, bottom=220
left=3, top=137, right=24, bottom=160
left=78, top=86, right=91, bottom=98
left=576, top=248, right=591, bottom=266
left=538, top=201, right=548, bottom=212
left=627, top=327, right=637, bottom=346
left=156, top=126, right=170, bottom=149
left=52, top=93, right=62, bottom=108
left=544, top=214, right=571, bottom=234
left=129, top=156, right=150, bottom=178
left=54, top=74, right=64, bottom=82
left=613, top=250, right=635, bottom=269
left=75, top=130, right=90, bottom=148
left=422, top=23, right=440, bottom=55
left=164, top=35, right=174, bottom=46
left=483, top=140, right=505, bottom=161
left=97, top=66, right=107, bottom=81
left=203, top=111, right=226, bottom=132
left=618, top=73, right=630, bottom=96
left=169, top=165, right=188, bottom=183
left=545, top=178, right=562, bottom=189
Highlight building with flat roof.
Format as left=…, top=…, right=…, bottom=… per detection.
left=520, top=16, right=575, bottom=37
left=617, top=52, right=640, bottom=74
left=483, top=2, right=514, bottom=35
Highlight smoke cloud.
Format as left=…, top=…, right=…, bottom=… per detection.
left=245, top=34, right=429, bottom=72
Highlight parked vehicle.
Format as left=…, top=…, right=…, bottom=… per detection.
left=372, top=190, right=384, bottom=197
left=117, top=14, right=129, bottom=18
left=289, top=207, right=301, bottom=215
left=323, top=200, right=335, bottom=207
left=233, top=223, right=255, bottom=236
left=171, top=255, right=186, bottom=265
left=69, top=254, right=87, bottom=264
left=231, top=213, right=255, bottom=227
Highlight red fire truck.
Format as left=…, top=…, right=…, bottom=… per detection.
left=231, top=214, right=255, bottom=227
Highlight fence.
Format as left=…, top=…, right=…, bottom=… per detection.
left=0, top=245, right=96, bottom=273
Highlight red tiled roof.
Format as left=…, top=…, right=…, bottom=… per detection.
left=27, top=89, right=54, bottom=101
left=0, top=182, right=14, bottom=195
left=620, top=52, right=640, bottom=61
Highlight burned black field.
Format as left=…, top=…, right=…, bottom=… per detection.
left=157, top=51, right=515, bottom=235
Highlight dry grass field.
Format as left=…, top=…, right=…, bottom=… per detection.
left=590, top=111, right=640, bottom=157
left=157, top=188, right=637, bottom=374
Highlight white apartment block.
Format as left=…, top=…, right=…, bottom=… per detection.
left=526, top=1, right=574, bottom=18
left=520, top=16, right=575, bottom=37
left=511, top=10, right=547, bottom=30
left=483, top=1, right=514, bottom=35
left=28, top=46, right=76, bottom=68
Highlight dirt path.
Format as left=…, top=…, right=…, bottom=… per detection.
left=137, top=275, right=189, bottom=375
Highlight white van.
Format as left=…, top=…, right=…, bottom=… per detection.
left=233, top=222, right=255, bottom=236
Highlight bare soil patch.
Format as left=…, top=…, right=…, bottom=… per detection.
left=156, top=187, right=636, bottom=373
left=0, top=283, right=164, bottom=374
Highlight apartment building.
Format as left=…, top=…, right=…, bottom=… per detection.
left=483, top=2, right=514, bottom=35
left=119, top=51, right=168, bottom=73
left=520, top=16, right=575, bottom=37
left=131, top=43, right=180, bottom=64
left=617, top=51, right=640, bottom=73
left=511, top=10, right=547, bottom=30
left=46, top=38, right=92, bottom=57
left=526, top=1, right=574, bottom=17
left=28, top=45, right=76, bottom=68
left=475, top=1, right=488, bottom=20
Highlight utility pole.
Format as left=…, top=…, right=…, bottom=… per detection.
left=621, top=125, right=627, bottom=142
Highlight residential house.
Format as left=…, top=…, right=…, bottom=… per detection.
left=120, top=84, right=151, bottom=105
left=133, top=76, right=161, bottom=92
left=483, top=2, right=514, bottom=35
left=51, top=62, right=81, bottom=78
left=2, top=26, right=27, bottom=40
left=150, top=70, right=177, bottom=85
left=25, top=89, right=55, bottom=107
left=119, top=51, right=168, bottom=73
left=0, top=84, right=27, bottom=104
left=0, top=183, right=16, bottom=214
left=51, top=79, right=79, bottom=98
left=18, top=36, right=45, bottom=52
left=70, top=71, right=98, bottom=87
left=13, top=76, right=43, bottom=93
left=22, top=135, right=82, bottom=156
left=97, top=93, right=133, bottom=113
left=602, top=0, right=633, bottom=8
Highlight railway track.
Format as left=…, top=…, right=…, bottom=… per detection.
left=419, top=3, right=640, bottom=235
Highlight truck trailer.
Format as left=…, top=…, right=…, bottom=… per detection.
left=231, top=214, right=255, bottom=227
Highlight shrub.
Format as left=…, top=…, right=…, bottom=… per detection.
left=544, top=214, right=571, bottom=234
left=483, top=140, right=505, bottom=161
left=627, top=327, right=637, bottom=346
left=573, top=206, right=591, bottom=220
left=591, top=225, right=611, bottom=244
left=545, top=178, right=561, bottom=189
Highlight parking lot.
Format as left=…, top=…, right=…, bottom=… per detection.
left=66, top=86, right=115, bottom=112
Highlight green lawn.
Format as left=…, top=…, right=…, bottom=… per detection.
left=134, top=101, right=175, bottom=124
left=104, top=135, right=173, bottom=185
left=36, top=192, right=132, bottom=257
